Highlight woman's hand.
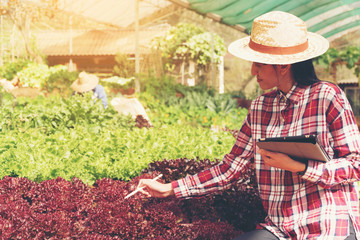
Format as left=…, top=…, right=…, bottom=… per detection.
left=258, top=149, right=306, bottom=173
left=137, top=179, right=175, bottom=198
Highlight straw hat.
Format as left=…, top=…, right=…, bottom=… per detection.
left=71, top=72, right=99, bottom=93
left=228, top=11, right=329, bottom=64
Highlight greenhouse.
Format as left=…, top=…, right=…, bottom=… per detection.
left=0, top=0, right=360, bottom=239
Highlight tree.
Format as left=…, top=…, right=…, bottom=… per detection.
left=152, top=23, right=226, bottom=71
left=151, top=23, right=226, bottom=88
left=0, top=0, right=58, bottom=64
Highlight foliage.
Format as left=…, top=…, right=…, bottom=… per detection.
left=0, top=58, right=29, bottom=80
left=0, top=173, right=242, bottom=239
left=143, top=158, right=266, bottom=232
left=100, top=75, right=135, bottom=90
left=0, top=59, right=262, bottom=238
left=0, top=92, right=129, bottom=133
left=230, top=90, right=247, bottom=99
left=0, top=124, right=234, bottom=184
left=176, top=32, right=226, bottom=66
left=148, top=103, right=246, bottom=129
left=16, top=62, right=50, bottom=88
left=177, top=90, right=239, bottom=115
left=0, top=158, right=266, bottom=239
left=0, top=92, right=235, bottom=184
left=314, top=46, right=360, bottom=80
left=43, top=65, right=78, bottom=96
left=152, top=22, right=226, bottom=71
left=139, top=74, right=181, bottom=100
left=207, top=93, right=238, bottom=114
left=11, top=63, right=78, bottom=91
left=113, top=53, right=135, bottom=78
left=144, top=158, right=266, bottom=232
left=153, top=22, right=204, bottom=60
left=144, top=158, right=218, bottom=181
left=140, top=89, right=247, bottom=130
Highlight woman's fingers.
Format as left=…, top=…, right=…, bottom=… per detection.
left=137, top=179, right=174, bottom=198
left=258, top=148, right=306, bottom=173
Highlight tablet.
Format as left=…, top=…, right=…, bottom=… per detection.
left=256, top=135, right=330, bottom=162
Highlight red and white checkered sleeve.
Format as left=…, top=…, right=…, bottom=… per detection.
left=172, top=113, right=254, bottom=198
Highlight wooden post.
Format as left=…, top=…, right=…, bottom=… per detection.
left=210, top=30, right=215, bottom=88
left=69, top=14, right=73, bottom=71
left=218, top=56, right=224, bottom=93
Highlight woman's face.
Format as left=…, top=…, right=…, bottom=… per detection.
left=251, top=62, right=279, bottom=91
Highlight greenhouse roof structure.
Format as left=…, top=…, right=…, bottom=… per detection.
left=54, top=0, right=360, bottom=42
left=172, top=0, right=360, bottom=41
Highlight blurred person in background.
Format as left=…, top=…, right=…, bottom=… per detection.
left=71, top=71, right=108, bottom=109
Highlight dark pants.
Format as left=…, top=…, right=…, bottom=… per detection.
left=233, top=223, right=357, bottom=240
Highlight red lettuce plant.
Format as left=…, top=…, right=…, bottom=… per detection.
left=0, top=171, right=242, bottom=239
left=143, top=158, right=266, bottom=232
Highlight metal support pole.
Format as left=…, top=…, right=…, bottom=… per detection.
left=135, top=0, right=140, bottom=93
left=1, top=5, right=3, bottom=66
left=1, top=19, right=3, bottom=66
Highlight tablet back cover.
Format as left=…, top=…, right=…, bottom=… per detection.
left=256, top=135, right=329, bottom=162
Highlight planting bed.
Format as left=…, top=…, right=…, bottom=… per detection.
left=0, top=158, right=266, bottom=239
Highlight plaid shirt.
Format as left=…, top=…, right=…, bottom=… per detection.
left=172, top=82, right=360, bottom=239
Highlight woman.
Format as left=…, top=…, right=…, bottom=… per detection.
left=138, top=11, right=360, bottom=239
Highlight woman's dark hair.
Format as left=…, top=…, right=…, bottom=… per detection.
left=291, top=59, right=320, bottom=86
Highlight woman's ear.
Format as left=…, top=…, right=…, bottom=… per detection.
left=277, top=64, right=291, bottom=75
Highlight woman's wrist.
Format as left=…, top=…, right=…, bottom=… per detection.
left=165, top=183, right=175, bottom=197
left=296, top=160, right=308, bottom=176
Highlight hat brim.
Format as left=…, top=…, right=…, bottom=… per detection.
left=71, top=74, right=99, bottom=93
left=228, top=32, right=329, bottom=65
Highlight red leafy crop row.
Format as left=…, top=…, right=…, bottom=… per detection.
left=143, top=158, right=266, bottom=232
left=0, top=158, right=266, bottom=239
left=0, top=174, right=239, bottom=239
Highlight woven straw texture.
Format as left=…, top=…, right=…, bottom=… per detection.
left=71, top=72, right=99, bottom=93
left=228, top=11, right=329, bottom=64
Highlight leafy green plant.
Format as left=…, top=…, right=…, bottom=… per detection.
left=0, top=82, right=246, bottom=184
left=0, top=92, right=134, bottom=133
left=139, top=74, right=180, bottom=101
left=206, top=93, right=237, bottom=114
left=0, top=90, right=238, bottom=183
left=16, top=62, right=51, bottom=88
left=1, top=61, right=78, bottom=93
left=100, top=76, right=135, bottom=91
left=153, top=23, right=204, bottom=64
left=44, top=65, right=78, bottom=96
left=314, top=46, right=360, bottom=81
left=230, top=90, right=246, bottom=99
left=152, top=23, right=225, bottom=71
left=182, top=90, right=209, bottom=107
left=0, top=58, right=29, bottom=80
left=169, top=89, right=238, bottom=115
left=0, top=124, right=234, bottom=184
left=113, top=53, right=135, bottom=78
left=176, top=32, right=226, bottom=66
left=141, top=91, right=247, bottom=130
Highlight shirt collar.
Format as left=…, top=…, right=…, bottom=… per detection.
left=277, top=83, right=305, bottom=105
